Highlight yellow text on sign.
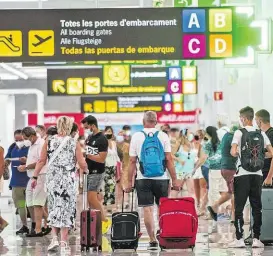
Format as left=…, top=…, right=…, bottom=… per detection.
left=29, top=30, right=55, bottom=56
left=0, top=31, right=22, bottom=57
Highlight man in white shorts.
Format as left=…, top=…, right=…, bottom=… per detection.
left=18, top=127, right=49, bottom=237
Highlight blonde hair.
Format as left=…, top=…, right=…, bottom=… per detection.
left=56, top=116, right=73, bottom=136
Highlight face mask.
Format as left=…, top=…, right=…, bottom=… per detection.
left=105, top=134, right=113, bottom=140
left=194, top=135, right=200, bottom=141
left=116, top=135, right=124, bottom=143
left=16, top=141, right=24, bottom=148
left=24, top=140, right=32, bottom=147
left=37, top=133, right=41, bottom=138
left=188, top=134, right=194, bottom=142
left=125, top=130, right=131, bottom=136
left=85, top=129, right=93, bottom=136
left=74, top=133, right=79, bottom=141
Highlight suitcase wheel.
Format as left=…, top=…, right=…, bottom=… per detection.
left=81, top=245, right=85, bottom=252
left=86, top=246, right=90, bottom=252
left=98, top=245, right=102, bottom=252
left=160, top=246, right=166, bottom=251
left=190, top=245, right=195, bottom=251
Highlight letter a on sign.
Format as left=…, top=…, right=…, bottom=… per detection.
left=188, top=13, right=200, bottom=29
left=168, top=67, right=182, bottom=80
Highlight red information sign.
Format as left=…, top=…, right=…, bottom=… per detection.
left=157, top=110, right=198, bottom=124
left=28, top=113, right=85, bottom=135
left=214, top=91, right=223, bottom=101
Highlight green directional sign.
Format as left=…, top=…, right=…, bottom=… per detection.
left=197, top=0, right=227, bottom=7
left=174, top=0, right=193, bottom=7
left=174, top=0, right=226, bottom=7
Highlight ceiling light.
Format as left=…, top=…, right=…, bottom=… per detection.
left=0, top=74, right=19, bottom=80
left=0, top=63, right=28, bottom=79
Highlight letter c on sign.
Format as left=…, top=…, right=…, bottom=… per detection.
left=189, top=38, right=200, bottom=54
left=171, top=82, right=179, bottom=93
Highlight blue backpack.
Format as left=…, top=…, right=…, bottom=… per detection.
left=139, top=131, right=166, bottom=178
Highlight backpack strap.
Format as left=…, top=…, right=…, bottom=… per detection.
left=141, top=131, right=147, bottom=137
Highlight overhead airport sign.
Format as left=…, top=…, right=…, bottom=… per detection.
left=81, top=96, right=163, bottom=113
left=0, top=7, right=258, bottom=61
left=47, top=66, right=197, bottom=96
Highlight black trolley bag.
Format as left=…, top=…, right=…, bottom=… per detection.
left=111, top=190, right=141, bottom=252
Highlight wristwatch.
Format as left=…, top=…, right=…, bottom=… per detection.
left=32, top=176, right=38, bottom=180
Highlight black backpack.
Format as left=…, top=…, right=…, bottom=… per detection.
left=240, top=128, right=265, bottom=172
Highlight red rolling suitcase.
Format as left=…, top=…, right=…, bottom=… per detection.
left=80, top=174, right=102, bottom=253
left=157, top=197, right=198, bottom=250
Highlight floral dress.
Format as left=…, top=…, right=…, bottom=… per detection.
left=46, top=135, right=77, bottom=228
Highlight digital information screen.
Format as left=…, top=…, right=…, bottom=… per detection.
left=81, top=95, right=163, bottom=113
left=0, top=7, right=246, bottom=61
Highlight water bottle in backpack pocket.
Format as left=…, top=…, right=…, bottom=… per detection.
left=139, top=131, right=166, bottom=178
left=240, top=128, right=265, bottom=172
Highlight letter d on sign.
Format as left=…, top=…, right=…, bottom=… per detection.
left=215, top=39, right=226, bottom=54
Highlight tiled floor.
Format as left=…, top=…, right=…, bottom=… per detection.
left=0, top=196, right=272, bottom=256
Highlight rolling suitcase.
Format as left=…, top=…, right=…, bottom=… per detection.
left=157, top=197, right=198, bottom=250
left=80, top=174, right=102, bottom=252
left=246, top=186, right=273, bottom=245
left=111, top=190, right=140, bottom=252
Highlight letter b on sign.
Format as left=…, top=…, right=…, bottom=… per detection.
left=209, top=9, right=232, bottom=32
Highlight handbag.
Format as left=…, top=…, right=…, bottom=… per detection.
left=48, top=136, right=70, bottom=167
left=3, top=167, right=10, bottom=180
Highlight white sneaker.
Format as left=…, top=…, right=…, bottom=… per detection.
left=252, top=238, right=264, bottom=248
left=60, top=241, right=71, bottom=255
left=228, top=238, right=246, bottom=248
left=48, top=236, right=59, bottom=252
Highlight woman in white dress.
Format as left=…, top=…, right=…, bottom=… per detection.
left=32, top=116, right=87, bottom=254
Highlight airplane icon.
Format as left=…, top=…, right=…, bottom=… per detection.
left=32, top=34, right=52, bottom=47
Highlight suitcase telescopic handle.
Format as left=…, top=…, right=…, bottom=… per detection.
left=122, top=189, right=135, bottom=213
left=83, top=173, right=88, bottom=210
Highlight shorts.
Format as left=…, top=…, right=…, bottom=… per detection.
left=176, top=172, right=192, bottom=180
left=26, top=175, right=47, bottom=207
left=209, top=170, right=228, bottom=193
left=221, top=169, right=236, bottom=193
left=192, top=167, right=204, bottom=179
left=12, top=187, right=26, bottom=208
left=135, top=179, right=169, bottom=207
left=87, top=173, right=104, bottom=192
left=201, top=166, right=209, bottom=189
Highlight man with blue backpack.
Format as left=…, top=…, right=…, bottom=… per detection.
left=126, top=111, right=181, bottom=251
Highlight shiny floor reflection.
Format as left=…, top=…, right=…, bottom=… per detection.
left=0, top=197, right=272, bottom=256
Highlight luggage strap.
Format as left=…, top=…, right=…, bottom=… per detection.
left=159, top=211, right=197, bottom=223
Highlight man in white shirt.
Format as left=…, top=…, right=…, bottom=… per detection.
left=126, top=111, right=180, bottom=251
left=18, top=127, right=49, bottom=237
left=217, top=119, right=230, bottom=142
left=229, top=106, right=273, bottom=248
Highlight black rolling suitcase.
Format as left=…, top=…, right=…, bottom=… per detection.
left=111, top=190, right=140, bottom=252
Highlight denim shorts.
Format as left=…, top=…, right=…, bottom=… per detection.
left=201, top=166, right=209, bottom=189
left=87, top=173, right=104, bottom=192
